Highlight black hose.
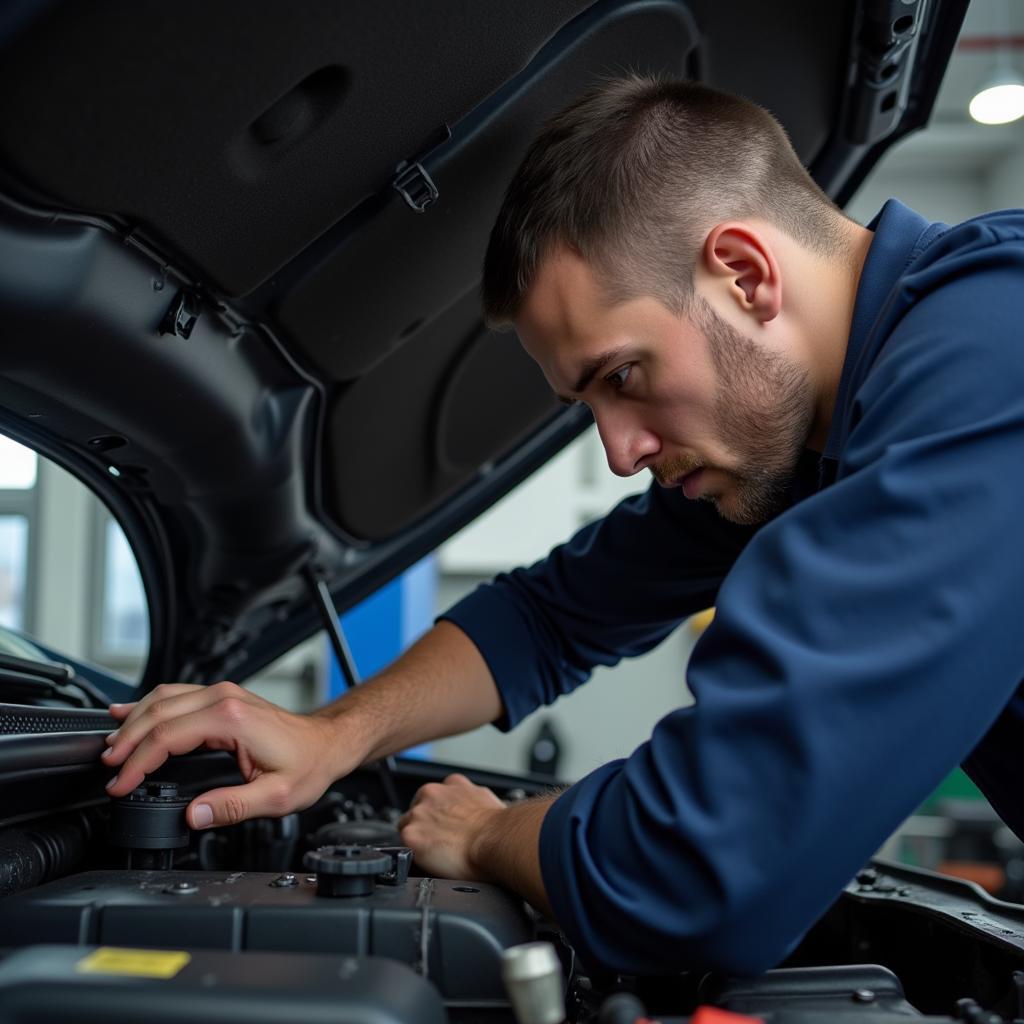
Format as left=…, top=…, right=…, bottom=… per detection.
left=0, top=810, right=94, bottom=897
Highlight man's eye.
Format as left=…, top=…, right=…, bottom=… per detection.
left=605, top=365, right=632, bottom=389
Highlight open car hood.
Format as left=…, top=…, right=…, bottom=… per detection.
left=0, top=0, right=967, bottom=689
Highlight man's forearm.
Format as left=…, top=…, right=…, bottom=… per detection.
left=313, top=620, right=504, bottom=771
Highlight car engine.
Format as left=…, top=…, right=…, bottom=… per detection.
left=4, top=704, right=1024, bottom=1024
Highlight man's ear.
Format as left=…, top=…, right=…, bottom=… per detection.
left=701, top=223, right=781, bottom=323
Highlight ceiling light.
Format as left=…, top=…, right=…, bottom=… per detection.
left=967, top=0, right=1024, bottom=127
left=969, top=70, right=1024, bottom=125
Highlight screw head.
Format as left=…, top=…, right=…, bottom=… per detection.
left=163, top=881, right=198, bottom=895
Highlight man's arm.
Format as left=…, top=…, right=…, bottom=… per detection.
left=104, top=484, right=750, bottom=830
left=103, top=621, right=502, bottom=829
left=311, top=620, right=504, bottom=761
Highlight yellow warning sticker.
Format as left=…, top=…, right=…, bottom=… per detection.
left=76, top=947, right=191, bottom=979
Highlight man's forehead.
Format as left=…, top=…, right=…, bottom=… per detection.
left=518, top=248, right=693, bottom=352
left=516, top=267, right=687, bottom=407
left=519, top=243, right=706, bottom=341
left=519, top=245, right=609, bottom=337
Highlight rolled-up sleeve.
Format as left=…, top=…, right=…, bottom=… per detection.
left=539, top=255, right=1024, bottom=975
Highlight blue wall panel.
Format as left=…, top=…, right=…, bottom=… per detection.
left=327, top=556, right=438, bottom=757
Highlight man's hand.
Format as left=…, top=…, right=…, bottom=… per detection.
left=397, top=773, right=506, bottom=879
left=102, top=682, right=355, bottom=830
left=399, top=774, right=557, bottom=916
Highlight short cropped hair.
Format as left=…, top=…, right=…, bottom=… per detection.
left=482, top=76, right=850, bottom=327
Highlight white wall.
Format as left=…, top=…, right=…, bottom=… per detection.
left=845, top=168, right=989, bottom=227
left=986, top=146, right=1024, bottom=210
left=844, top=124, right=1023, bottom=227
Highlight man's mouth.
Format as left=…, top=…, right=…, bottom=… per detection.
left=680, top=468, right=705, bottom=499
left=652, top=457, right=704, bottom=491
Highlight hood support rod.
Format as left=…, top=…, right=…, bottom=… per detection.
left=303, top=565, right=401, bottom=811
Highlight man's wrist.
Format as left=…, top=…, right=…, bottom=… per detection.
left=309, top=701, right=381, bottom=780
left=467, top=804, right=509, bottom=879
left=467, top=794, right=557, bottom=917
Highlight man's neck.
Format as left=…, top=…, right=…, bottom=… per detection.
left=800, top=218, right=875, bottom=452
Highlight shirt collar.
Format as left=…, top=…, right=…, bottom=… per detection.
left=821, top=198, right=942, bottom=461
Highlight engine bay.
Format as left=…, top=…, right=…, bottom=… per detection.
left=5, top=747, right=1024, bottom=1024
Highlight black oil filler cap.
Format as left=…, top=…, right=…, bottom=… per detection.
left=108, top=781, right=190, bottom=869
left=304, top=844, right=391, bottom=897
left=109, top=781, right=189, bottom=851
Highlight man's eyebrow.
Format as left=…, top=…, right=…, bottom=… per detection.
left=554, top=348, right=628, bottom=404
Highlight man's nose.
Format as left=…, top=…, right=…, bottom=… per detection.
left=595, top=410, right=660, bottom=477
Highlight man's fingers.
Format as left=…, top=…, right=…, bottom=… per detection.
left=104, top=706, right=241, bottom=797
left=104, top=682, right=245, bottom=764
left=106, top=683, right=202, bottom=741
left=104, top=687, right=209, bottom=762
left=106, top=702, right=138, bottom=722
left=408, top=785, right=429, bottom=809
left=187, top=775, right=294, bottom=829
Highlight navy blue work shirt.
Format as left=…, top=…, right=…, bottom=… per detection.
left=442, top=200, right=1024, bottom=975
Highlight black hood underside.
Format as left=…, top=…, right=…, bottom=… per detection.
left=0, top=0, right=966, bottom=688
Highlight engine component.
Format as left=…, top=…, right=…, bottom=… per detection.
left=108, top=781, right=188, bottom=869
left=1, top=868, right=534, bottom=1002
left=0, top=810, right=94, bottom=898
left=502, top=941, right=565, bottom=1024
left=312, top=818, right=402, bottom=848
left=198, top=813, right=300, bottom=873
left=596, top=992, right=647, bottom=1024
left=0, top=945, right=447, bottom=1024
left=370, top=845, right=413, bottom=887
left=698, top=964, right=919, bottom=1018
left=304, top=844, right=391, bottom=898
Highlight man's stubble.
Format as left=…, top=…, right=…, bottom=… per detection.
left=654, top=298, right=815, bottom=526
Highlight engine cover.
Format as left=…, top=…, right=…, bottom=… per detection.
left=0, top=945, right=447, bottom=1024
left=0, top=869, right=535, bottom=1002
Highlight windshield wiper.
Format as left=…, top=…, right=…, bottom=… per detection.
left=0, top=653, right=108, bottom=709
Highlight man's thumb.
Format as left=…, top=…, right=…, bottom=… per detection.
left=188, top=777, right=284, bottom=829
left=188, top=801, right=216, bottom=828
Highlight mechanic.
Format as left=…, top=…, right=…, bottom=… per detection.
left=100, top=77, right=1024, bottom=975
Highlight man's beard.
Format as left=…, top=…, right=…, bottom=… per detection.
left=655, top=298, right=815, bottom=526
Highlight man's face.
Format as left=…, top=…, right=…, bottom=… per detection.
left=514, top=247, right=815, bottom=525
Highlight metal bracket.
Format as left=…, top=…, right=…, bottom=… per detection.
left=392, top=161, right=439, bottom=213
left=159, top=290, right=201, bottom=339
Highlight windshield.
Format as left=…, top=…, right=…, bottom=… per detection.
left=0, top=434, right=149, bottom=691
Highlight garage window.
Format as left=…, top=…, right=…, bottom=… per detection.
left=0, top=435, right=37, bottom=631
left=96, top=514, right=148, bottom=659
